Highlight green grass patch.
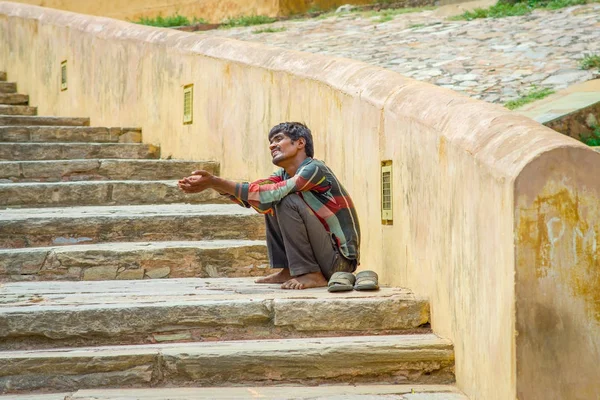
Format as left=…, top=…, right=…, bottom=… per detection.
left=504, top=86, right=555, bottom=110
left=252, top=27, right=287, bottom=34
left=449, top=0, right=591, bottom=20
left=410, top=23, right=426, bottom=28
left=135, top=14, right=207, bottom=27
left=368, top=6, right=436, bottom=22
left=221, top=15, right=277, bottom=28
left=580, top=54, right=600, bottom=70
left=315, top=11, right=339, bottom=20
left=581, top=125, right=600, bottom=146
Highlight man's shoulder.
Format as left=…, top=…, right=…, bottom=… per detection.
left=300, top=158, right=327, bottom=170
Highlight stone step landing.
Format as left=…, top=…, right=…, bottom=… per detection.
left=0, top=385, right=469, bottom=399
left=0, top=105, right=37, bottom=116
left=0, top=142, right=160, bottom=161
left=0, top=180, right=224, bottom=208
left=0, top=278, right=428, bottom=350
left=0, top=116, right=89, bottom=126
left=0, top=159, right=217, bottom=183
left=0, top=126, right=140, bottom=143
left=0, top=334, right=453, bottom=393
left=0, top=204, right=265, bottom=248
left=0, top=240, right=269, bottom=281
left=0, top=82, right=16, bottom=94
left=0, top=93, right=28, bottom=105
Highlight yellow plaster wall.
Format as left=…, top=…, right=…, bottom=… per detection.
left=4, top=0, right=377, bottom=23
left=5, top=0, right=280, bottom=22
left=1, top=3, right=599, bottom=399
left=515, top=146, right=600, bottom=400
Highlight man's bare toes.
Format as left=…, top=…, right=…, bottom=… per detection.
left=281, top=279, right=291, bottom=289
left=281, top=279, right=299, bottom=290
left=290, top=280, right=302, bottom=290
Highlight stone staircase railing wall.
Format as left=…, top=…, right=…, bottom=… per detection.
left=1, top=2, right=599, bottom=400
left=3, top=0, right=384, bottom=23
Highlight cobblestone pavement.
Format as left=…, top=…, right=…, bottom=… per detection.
left=199, top=4, right=600, bottom=104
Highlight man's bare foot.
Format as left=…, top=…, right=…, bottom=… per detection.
left=281, top=271, right=328, bottom=290
left=255, top=268, right=292, bottom=284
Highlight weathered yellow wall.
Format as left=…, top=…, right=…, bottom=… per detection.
left=8, top=0, right=280, bottom=23
left=515, top=147, right=600, bottom=400
left=5, top=0, right=378, bottom=23
left=1, top=2, right=599, bottom=400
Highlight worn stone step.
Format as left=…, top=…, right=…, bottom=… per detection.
left=0, top=116, right=89, bottom=126
left=0, top=278, right=429, bottom=349
left=0, top=93, right=28, bottom=105
left=0, top=143, right=160, bottom=161
left=0, top=204, right=265, bottom=248
left=0, top=240, right=270, bottom=281
left=0, top=105, right=37, bottom=116
left=0, top=159, right=218, bottom=183
left=0, top=126, right=140, bottom=142
left=0, top=394, right=67, bottom=400
left=0, top=180, right=226, bottom=208
left=0, top=82, right=16, bottom=94
left=0, top=334, right=454, bottom=392
left=0, top=385, right=468, bottom=399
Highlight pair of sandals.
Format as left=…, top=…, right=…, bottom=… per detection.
left=327, top=270, right=379, bottom=292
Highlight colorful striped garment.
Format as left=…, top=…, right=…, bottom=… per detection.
left=229, top=157, right=361, bottom=262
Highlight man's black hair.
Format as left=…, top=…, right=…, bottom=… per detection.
left=268, top=122, right=314, bottom=158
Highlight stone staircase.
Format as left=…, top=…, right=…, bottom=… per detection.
left=0, top=72, right=466, bottom=399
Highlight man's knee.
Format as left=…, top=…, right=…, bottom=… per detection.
left=275, top=193, right=304, bottom=212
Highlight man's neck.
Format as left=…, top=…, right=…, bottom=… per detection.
left=282, top=156, right=310, bottom=177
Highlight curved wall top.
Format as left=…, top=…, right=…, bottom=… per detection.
left=1, top=2, right=598, bottom=399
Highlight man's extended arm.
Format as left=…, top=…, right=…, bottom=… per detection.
left=178, top=170, right=236, bottom=196
left=179, top=162, right=329, bottom=214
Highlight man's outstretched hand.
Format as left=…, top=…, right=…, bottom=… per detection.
left=178, top=170, right=214, bottom=194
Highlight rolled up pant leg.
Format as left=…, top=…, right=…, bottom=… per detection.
left=264, top=193, right=355, bottom=280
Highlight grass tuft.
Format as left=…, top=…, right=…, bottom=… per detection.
left=252, top=27, right=287, bottom=34
left=450, top=0, right=591, bottom=20
left=581, top=125, right=600, bottom=146
left=579, top=54, right=600, bottom=70
left=504, top=86, right=555, bottom=110
left=369, top=6, right=435, bottom=22
left=221, top=15, right=277, bottom=28
left=135, top=14, right=207, bottom=27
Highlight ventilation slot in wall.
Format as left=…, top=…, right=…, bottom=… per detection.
left=381, top=160, right=393, bottom=225
left=183, top=84, right=193, bottom=125
left=60, top=60, right=67, bottom=91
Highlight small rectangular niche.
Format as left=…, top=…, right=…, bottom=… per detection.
left=183, top=84, right=193, bottom=125
left=381, top=160, right=393, bottom=225
left=60, top=60, right=68, bottom=91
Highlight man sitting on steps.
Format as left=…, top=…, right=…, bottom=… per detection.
left=178, top=122, right=360, bottom=290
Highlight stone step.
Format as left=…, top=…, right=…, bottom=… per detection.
left=0, top=93, right=28, bottom=105
left=0, top=105, right=37, bottom=116
left=0, top=180, right=226, bottom=208
left=0, top=143, right=160, bottom=161
left=0, top=72, right=6, bottom=81
left=0, top=204, right=265, bottom=248
left=0, top=126, right=140, bottom=143
left=0, top=278, right=429, bottom=349
left=0, top=159, right=218, bottom=183
left=0, top=82, right=16, bottom=94
left=0, top=240, right=270, bottom=281
left=0, top=385, right=469, bottom=399
left=0, top=116, right=89, bottom=126
left=0, top=334, right=454, bottom=392
left=0, top=394, right=66, bottom=400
